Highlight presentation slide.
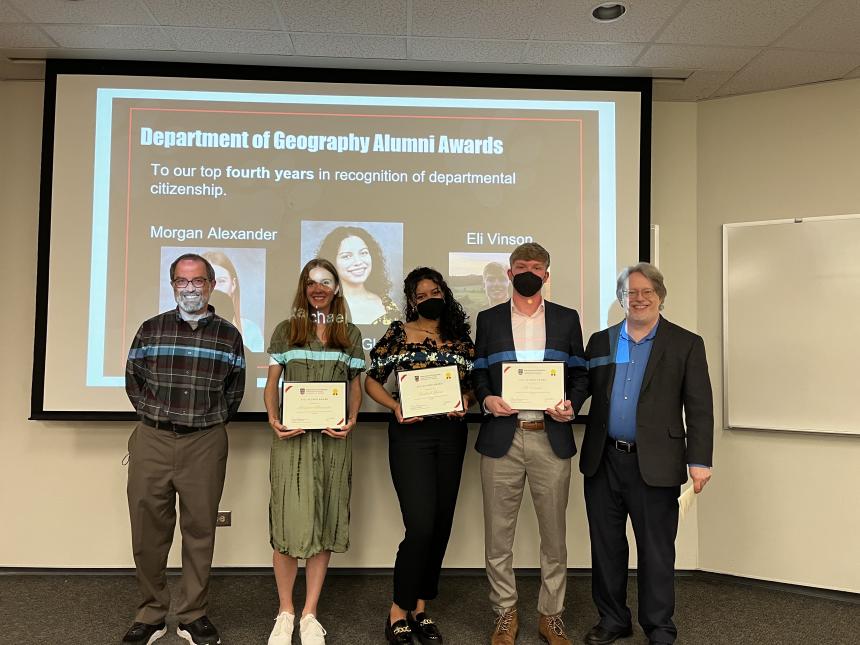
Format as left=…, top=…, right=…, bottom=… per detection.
left=34, top=66, right=647, bottom=416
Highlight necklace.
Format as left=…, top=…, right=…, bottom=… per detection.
left=410, top=322, right=439, bottom=336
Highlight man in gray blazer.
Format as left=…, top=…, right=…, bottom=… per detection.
left=580, top=263, right=713, bottom=645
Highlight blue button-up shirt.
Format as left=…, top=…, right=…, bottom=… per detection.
left=607, top=320, right=659, bottom=442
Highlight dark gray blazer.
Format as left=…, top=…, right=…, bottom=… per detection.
left=580, top=317, right=714, bottom=487
left=473, top=300, right=589, bottom=459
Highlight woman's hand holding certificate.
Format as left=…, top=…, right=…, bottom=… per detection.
left=397, top=365, right=464, bottom=419
left=282, top=381, right=347, bottom=432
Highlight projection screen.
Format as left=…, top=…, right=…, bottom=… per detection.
left=31, top=60, right=650, bottom=420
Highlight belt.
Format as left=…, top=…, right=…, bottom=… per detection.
left=141, top=416, right=214, bottom=434
left=516, top=420, right=545, bottom=431
left=607, top=437, right=637, bottom=453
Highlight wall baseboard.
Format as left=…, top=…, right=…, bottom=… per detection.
left=1, top=567, right=855, bottom=603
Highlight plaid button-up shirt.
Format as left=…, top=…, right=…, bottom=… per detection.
left=125, top=307, right=246, bottom=427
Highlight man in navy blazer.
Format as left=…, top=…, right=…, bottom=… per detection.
left=473, top=243, right=588, bottom=645
left=580, top=263, right=713, bottom=645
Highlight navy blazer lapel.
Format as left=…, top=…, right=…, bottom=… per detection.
left=496, top=300, right=515, bottom=350
left=640, top=317, right=668, bottom=393
left=542, top=300, right=556, bottom=360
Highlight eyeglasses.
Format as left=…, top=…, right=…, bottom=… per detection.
left=171, top=277, right=209, bottom=289
left=622, top=288, right=656, bottom=298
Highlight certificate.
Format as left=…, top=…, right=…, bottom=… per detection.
left=282, top=381, right=347, bottom=430
left=501, top=361, right=565, bottom=410
left=397, top=365, right=464, bottom=418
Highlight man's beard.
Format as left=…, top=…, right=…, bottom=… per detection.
left=175, top=290, right=208, bottom=314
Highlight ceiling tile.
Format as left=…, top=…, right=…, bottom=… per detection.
left=291, top=33, right=405, bottom=58
left=0, top=23, right=55, bottom=48
left=10, top=0, right=155, bottom=25
left=532, top=0, right=684, bottom=43
left=280, top=0, right=406, bottom=34
left=410, top=37, right=526, bottom=63
left=775, top=0, right=860, bottom=53
left=0, top=0, right=25, bottom=23
left=714, top=49, right=860, bottom=97
left=167, top=28, right=294, bottom=56
left=41, top=24, right=174, bottom=50
left=658, top=0, right=821, bottom=47
left=638, top=44, right=760, bottom=71
left=143, top=0, right=280, bottom=30
left=652, top=70, right=735, bottom=101
left=412, top=0, right=540, bottom=39
left=525, top=41, right=644, bottom=66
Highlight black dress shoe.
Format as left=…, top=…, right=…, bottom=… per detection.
left=386, top=617, right=414, bottom=644
left=583, top=623, right=633, bottom=645
left=408, top=612, right=443, bottom=644
left=121, top=621, right=167, bottom=644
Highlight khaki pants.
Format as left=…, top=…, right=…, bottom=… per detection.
left=127, top=423, right=228, bottom=624
left=481, top=428, right=571, bottom=616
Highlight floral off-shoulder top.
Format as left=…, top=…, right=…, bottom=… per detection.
left=367, top=320, right=475, bottom=394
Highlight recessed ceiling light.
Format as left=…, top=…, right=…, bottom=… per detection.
left=591, top=3, right=627, bottom=22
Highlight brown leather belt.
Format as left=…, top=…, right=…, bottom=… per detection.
left=517, top=420, right=545, bottom=431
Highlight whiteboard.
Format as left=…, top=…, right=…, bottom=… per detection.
left=722, top=215, right=860, bottom=435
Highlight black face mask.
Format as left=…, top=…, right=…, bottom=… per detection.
left=512, top=271, right=543, bottom=297
left=416, top=297, right=446, bottom=320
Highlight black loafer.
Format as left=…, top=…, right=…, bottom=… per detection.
left=408, top=612, right=443, bottom=644
left=386, top=617, right=414, bottom=644
left=583, top=623, right=633, bottom=645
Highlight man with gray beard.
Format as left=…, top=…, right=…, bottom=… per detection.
left=122, top=253, right=245, bottom=645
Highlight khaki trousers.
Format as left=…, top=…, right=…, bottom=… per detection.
left=127, top=422, right=228, bottom=624
left=481, top=428, right=571, bottom=616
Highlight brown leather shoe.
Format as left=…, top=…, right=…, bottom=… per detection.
left=538, top=613, right=571, bottom=644
left=490, top=607, right=518, bottom=645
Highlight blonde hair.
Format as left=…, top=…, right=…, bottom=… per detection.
left=509, top=242, right=550, bottom=268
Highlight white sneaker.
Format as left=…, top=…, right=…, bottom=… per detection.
left=299, top=614, right=327, bottom=645
left=267, top=611, right=295, bottom=645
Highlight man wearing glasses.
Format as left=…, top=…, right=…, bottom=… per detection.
left=123, top=253, right=245, bottom=645
left=580, top=263, right=713, bottom=645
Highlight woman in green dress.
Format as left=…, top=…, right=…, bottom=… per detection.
left=263, top=258, right=365, bottom=645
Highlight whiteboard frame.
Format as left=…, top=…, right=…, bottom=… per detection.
left=722, top=213, right=860, bottom=436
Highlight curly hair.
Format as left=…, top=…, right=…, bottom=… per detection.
left=316, top=225, right=394, bottom=299
left=403, top=267, right=470, bottom=342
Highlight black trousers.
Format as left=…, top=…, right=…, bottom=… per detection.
left=388, top=416, right=468, bottom=611
left=584, top=444, right=680, bottom=644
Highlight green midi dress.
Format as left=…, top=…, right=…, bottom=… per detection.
left=267, top=319, right=365, bottom=558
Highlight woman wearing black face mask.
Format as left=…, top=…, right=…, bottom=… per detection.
left=365, top=267, right=476, bottom=645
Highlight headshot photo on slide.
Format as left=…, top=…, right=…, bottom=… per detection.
left=159, top=246, right=267, bottom=352
left=448, top=251, right=512, bottom=327
left=302, top=221, right=403, bottom=326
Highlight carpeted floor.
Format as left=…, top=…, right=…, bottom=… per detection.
left=0, top=571, right=857, bottom=644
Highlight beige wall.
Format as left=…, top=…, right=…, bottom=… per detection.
left=0, top=80, right=700, bottom=570
left=11, top=76, right=857, bottom=593
left=696, top=80, right=860, bottom=593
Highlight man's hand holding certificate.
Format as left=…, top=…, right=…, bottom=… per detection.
left=397, top=365, right=464, bottom=419
left=501, top=361, right=567, bottom=410
left=282, top=381, right=347, bottom=431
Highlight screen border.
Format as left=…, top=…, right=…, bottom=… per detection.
left=30, top=58, right=652, bottom=421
